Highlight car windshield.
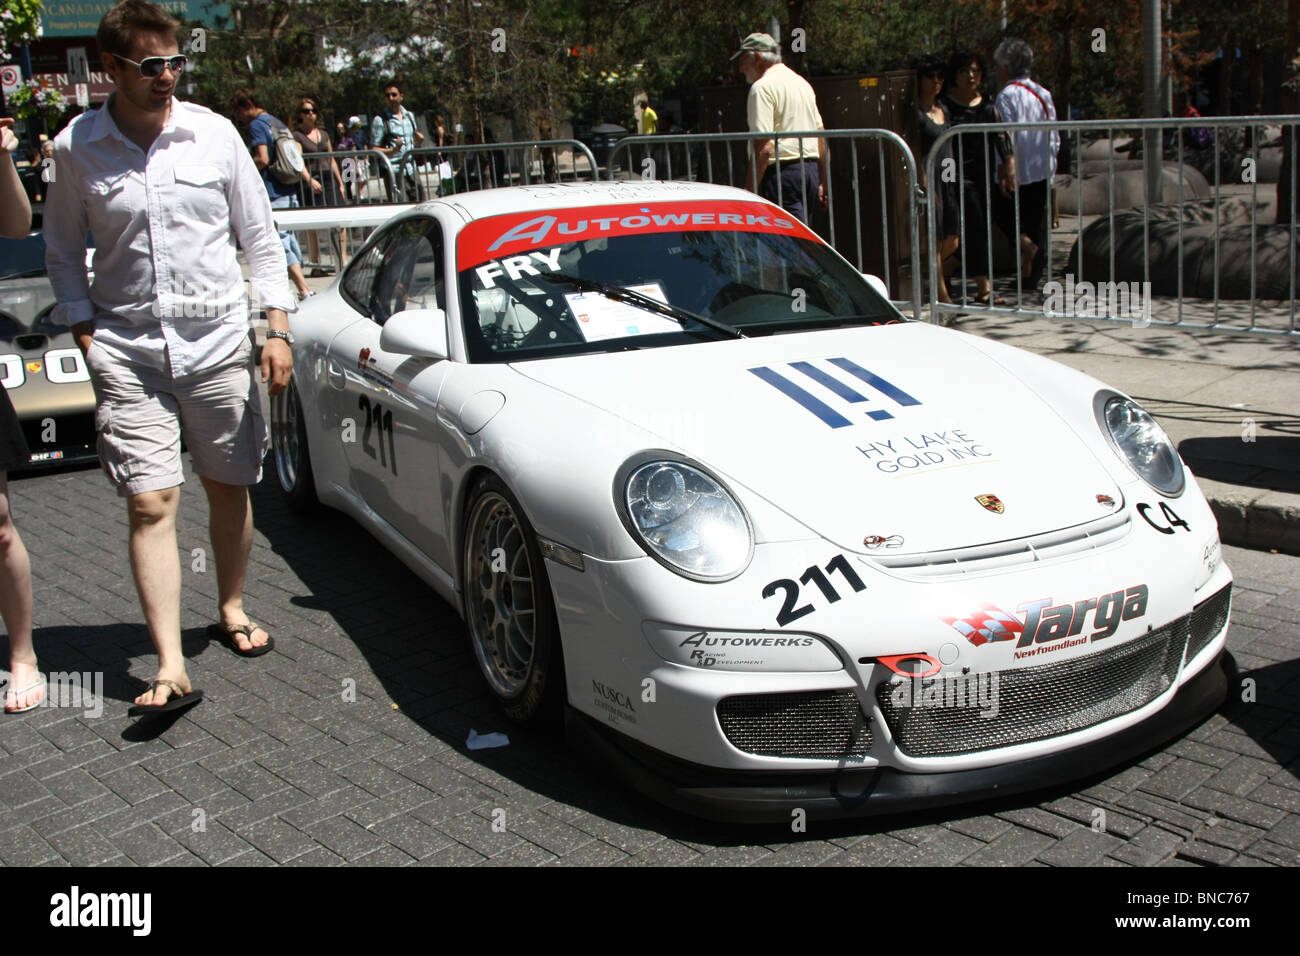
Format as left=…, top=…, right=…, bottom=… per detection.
left=457, top=199, right=899, bottom=362
left=0, top=232, right=47, bottom=281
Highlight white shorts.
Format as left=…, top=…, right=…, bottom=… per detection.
left=85, top=334, right=268, bottom=496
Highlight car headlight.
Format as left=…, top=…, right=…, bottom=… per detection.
left=618, top=456, right=753, bottom=581
left=1098, top=393, right=1184, bottom=497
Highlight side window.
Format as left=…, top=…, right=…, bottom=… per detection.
left=341, top=233, right=390, bottom=314
left=373, top=217, right=445, bottom=325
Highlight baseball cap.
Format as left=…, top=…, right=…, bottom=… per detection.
left=348, top=115, right=362, bottom=128
left=731, top=32, right=779, bottom=60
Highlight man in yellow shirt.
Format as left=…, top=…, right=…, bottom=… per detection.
left=733, top=32, right=829, bottom=224
left=640, top=101, right=658, bottom=135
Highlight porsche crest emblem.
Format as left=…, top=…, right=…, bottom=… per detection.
left=975, top=494, right=1004, bottom=514
left=25, top=361, right=41, bottom=374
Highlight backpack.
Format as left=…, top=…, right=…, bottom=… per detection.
left=266, top=117, right=304, bottom=185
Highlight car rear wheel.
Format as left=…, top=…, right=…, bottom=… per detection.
left=462, top=474, right=563, bottom=723
left=270, top=377, right=318, bottom=513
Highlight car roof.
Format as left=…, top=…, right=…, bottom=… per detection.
left=432, top=180, right=763, bottom=223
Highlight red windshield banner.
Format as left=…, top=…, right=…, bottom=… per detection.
left=455, top=200, right=819, bottom=271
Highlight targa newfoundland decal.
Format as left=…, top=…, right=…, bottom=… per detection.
left=942, top=584, right=1149, bottom=659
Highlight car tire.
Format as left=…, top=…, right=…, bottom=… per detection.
left=270, top=377, right=319, bottom=513
left=462, top=473, right=563, bottom=724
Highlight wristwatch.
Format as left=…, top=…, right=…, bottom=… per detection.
left=267, top=329, right=294, bottom=344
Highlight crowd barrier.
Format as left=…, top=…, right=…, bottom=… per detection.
left=269, top=122, right=1296, bottom=338
left=270, top=139, right=601, bottom=271
left=608, top=129, right=923, bottom=319
left=926, top=115, right=1297, bottom=335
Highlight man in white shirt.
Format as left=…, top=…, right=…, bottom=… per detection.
left=994, top=37, right=1059, bottom=285
left=734, top=32, right=829, bottom=225
left=44, top=0, right=295, bottom=715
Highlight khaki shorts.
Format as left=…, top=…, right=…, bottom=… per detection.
left=86, top=334, right=268, bottom=497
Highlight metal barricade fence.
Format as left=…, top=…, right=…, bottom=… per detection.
left=607, top=129, right=923, bottom=319
left=271, top=139, right=602, bottom=272
left=283, top=148, right=396, bottom=275
left=294, top=148, right=397, bottom=208
left=925, top=115, right=1298, bottom=335
left=400, top=139, right=601, bottom=200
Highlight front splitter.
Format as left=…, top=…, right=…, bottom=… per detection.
left=566, top=651, right=1231, bottom=824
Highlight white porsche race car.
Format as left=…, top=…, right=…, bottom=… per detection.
left=272, top=181, right=1233, bottom=822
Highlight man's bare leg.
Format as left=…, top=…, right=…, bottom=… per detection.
left=0, top=472, right=40, bottom=711
left=127, top=487, right=191, bottom=705
left=201, top=476, right=268, bottom=652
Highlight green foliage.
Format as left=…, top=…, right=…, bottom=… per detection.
left=8, top=78, right=67, bottom=123
left=1, top=0, right=43, bottom=53
left=177, top=0, right=1277, bottom=136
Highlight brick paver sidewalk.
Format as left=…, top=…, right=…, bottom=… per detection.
left=1, top=460, right=1296, bottom=866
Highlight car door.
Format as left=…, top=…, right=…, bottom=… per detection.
left=328, top=215, right=454, bottom=565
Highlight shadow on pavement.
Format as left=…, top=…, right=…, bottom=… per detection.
left=249, top=479, right=1291, bottom=846
left=18, top=623, right=221, bottom=742
left=1220, top=655, right=1300, bottom=786
left=1180, top=436, right=1300, bottom=494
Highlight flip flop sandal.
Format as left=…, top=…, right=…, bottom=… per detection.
left=127, top=679, right=204, bottom=717
left=210, top=622, right=275, bottom=658
left=5, top=674, right=46, bottom=713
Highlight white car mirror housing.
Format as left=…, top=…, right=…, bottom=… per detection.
left=379, top=308, right=449, bottom=360
left=861, top=272, right=890, bottom=299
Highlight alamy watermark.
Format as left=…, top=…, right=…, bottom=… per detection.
left=149, top=276, right=250, bottom=320
left=887, top=671, right=1000, bottom=719
left=2, top=670, right=103, bottom=718
left=1043, top=275, right=1152, bottom=327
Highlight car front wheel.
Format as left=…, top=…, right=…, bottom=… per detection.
left=462, top=474, right=563, bottom=723
left=270, top=377, right=318, bottom=513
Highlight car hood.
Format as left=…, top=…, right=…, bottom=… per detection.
left=511, top=322, right=1125, bottom=555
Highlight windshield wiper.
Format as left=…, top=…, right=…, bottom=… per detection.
left=547, top=272, right=745, bottom=340
left=0, top=269, right=47, bottom=281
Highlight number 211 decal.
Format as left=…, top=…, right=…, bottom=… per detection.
left=358, top=394, right=397, bottom=475
left=762, top=554, right=866, bottom=626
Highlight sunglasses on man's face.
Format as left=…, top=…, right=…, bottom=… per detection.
left=299, top=108, right=316, bottom=115
left=113, top=53, right=187, bottom=78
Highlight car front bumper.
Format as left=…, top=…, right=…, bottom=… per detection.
left=567, top=648, right=1232, bottom=823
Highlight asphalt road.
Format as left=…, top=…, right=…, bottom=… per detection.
left=1, top=456, right=1297, bottom=867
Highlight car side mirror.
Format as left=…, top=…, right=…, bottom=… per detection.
left=379, top=308, right=448, bottom=360
left=861, top=273, right=890, bottom=299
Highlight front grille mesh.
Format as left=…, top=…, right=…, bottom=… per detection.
left=877, top=620, right=1191, bottom=757
left=1188, top=584, right=1232, bottom=662
left=717, top=690, right=872, bottom=759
